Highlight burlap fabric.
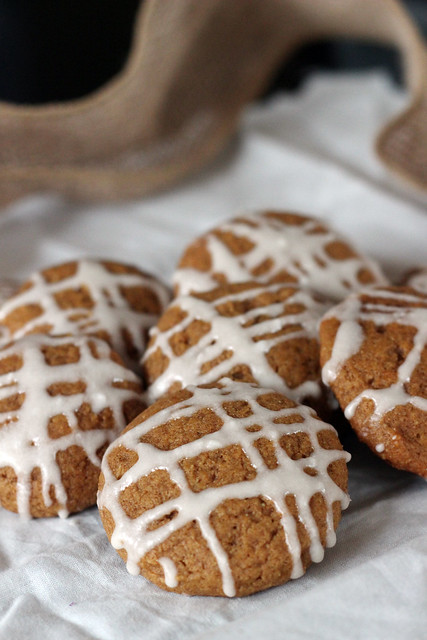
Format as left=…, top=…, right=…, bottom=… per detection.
left=0, top=0, right=425, bottom=206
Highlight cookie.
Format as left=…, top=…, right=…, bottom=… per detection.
left=98, top=380, right=350, bottom=597
left=173, top=211, right=387, bottom=300
left=402, top=267, right=427, bottom=294
left=0, top=334, right=145, bottom=518
left=142, top=281, right=330, bottom=413
left=0, top=260, right=170, bottom=371
left=320, top=286, right=427, bottom=478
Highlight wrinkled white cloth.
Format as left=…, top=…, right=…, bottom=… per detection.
left=0, top=72, right=426, bottom=640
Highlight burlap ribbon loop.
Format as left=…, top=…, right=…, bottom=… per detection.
left=0, top=0, right=425, bottom=206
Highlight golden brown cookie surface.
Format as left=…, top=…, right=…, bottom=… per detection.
left=320, top=286, right=427, bottom=478
left=143, top=281, right=331, bottom=414
left=0, top=259, right=170, bottom=371
left=174, top=211, right=387, bottom=300
left=0, top=334, right=145, bottom=518
left=98, top=380, right=350, bottom=597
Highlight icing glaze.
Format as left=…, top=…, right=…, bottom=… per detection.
left=0, top=334, right=144, bottom=518
left=98, top=380, right=350, bottom=597
left=0, top=261, right=170, bottom=371
left=173, top=211, right=387, bottom=300
left=322, top=286, right=427, bottom=426
left=405, top=268, right=427, bottom=294
left=143, top=282, right=330, bottom=405
left=158, top=557, right=178, bottom=588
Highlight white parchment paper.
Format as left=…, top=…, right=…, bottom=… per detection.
left=0, top=72, right=426, bottom=640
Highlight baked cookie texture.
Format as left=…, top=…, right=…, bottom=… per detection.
left=142, top=281, right=330, bottom=415
left=320, top=286, right=427, bottom=478
left=0, top=260, right=170, bottom=371
left=0, top=334, right=145, bottom=518
left=402, top=267, right=427, bottom=294
left=173, top=211, right=388, bottom=300
left=98, top=380, right=350, bottom=597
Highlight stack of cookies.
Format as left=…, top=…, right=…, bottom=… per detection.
left=2, top=212, right=425, bottom=599
left=99, top=210, right=424, bottom=598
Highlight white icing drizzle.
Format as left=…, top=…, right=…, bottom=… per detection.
left=321, top=295, right=366, bottom=386
left=322, top=287, right=427, bottom=428
left=173, top=211, right=387, bottom=300
left=406, top=268, right=427, bottom=294
left=98, top=380, right=350, bottom=597
left=158, top=557, right=178, bottom=588
left=0, top=261, right=170, bottom=371
left=0, top=334, right=144, bottom=518
left=143, top=283, right=330, bottom=405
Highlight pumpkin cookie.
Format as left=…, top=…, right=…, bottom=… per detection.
left=320, top=286, right=427, bottom=478
left=0, top=260, right=170, bottom=371
left=98, top=379, right=350, bottom=597
left=173, top=211, right=387, bottom=300
left=142, top=281, right=330, bottom=414
left=0, top=334, right=145, bottom=518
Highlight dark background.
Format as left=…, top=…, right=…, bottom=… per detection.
left=0, top=0, right=425, bottom=105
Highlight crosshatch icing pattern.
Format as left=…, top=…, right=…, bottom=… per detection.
left=98, top=380, right=350, bottom=597
left=173, top=211, right=388, bottom=300
left=0, top=259, right=170, bottom=370
left=143, top=281, right=330, bottom=408
left=0, top=333, right=145, bottom=518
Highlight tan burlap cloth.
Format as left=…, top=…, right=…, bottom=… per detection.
left=0, top=0, right=425, bottom=206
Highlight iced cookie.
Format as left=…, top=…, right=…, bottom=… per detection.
left=0, top=260, right=170, bottom=371
left=173, top=211, right=387, bottom=300
left=0, top=334, right=145, bottom=518
left=402, top=267, right=427, bottom=294
left=142, top=281, right=330, bottom=413
left=98, top=380, right=350, bottom=597
left=320, top=286, right=427, bottom=478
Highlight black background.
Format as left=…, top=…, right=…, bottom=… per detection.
left=0, top=0, right=425, bottom=105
